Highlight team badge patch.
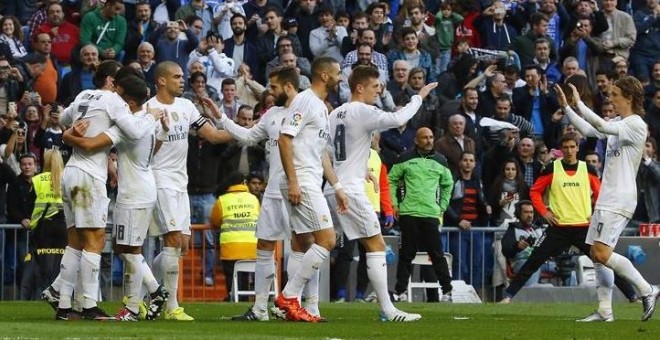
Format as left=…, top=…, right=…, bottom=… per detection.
left=290, top=112, right=302, bottom=127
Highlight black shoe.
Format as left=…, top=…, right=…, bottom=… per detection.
left=55, top=308, right=81, bottom=321
left=42, top=286, right=60, bottom=312
left=231, top=308, right=268, bottom=321
left=81, top=306, right=116, bottom=321
left=146, top=286, right=170, bottom=320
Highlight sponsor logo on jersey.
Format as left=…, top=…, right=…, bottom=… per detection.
left=562, top=182, right=580, bottom=188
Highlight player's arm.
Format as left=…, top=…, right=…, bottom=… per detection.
left=219, top=113, right=267, bottom=146
left=193, top=99, right=233, bottom=144
left=576, top=101, right=619, bottom=135
left=322, top=152, right=348, bottom=213
left=111, top=99, right=160, bottom=140
left=62, top=120, right=115, bottom=151
left=554, top=84, right=605, bottom=138
left=530, top=169, right=553, bottom=217
left=278, top=132, right=301, bottom=204
left=368, top=83, right=438, bottom=131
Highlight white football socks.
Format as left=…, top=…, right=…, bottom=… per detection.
left=254, top=249, right=275, bottom=312
left=160, top=247, right=181, bottom=311
left=138, top=254, right=160, bottom=294
left=605, top=252, right=653, bottom=296
left=120, top=253, right=144, bottom=314
left=282, top=244, right=329, bottom=299
left=367, top=251, right=397, bottom=315
left=80, top=250, right=101, bottom=309
left=57, top=246, right=81, bottom=309
left=594, top=262, right=614, bottom=316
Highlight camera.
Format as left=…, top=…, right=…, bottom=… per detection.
left=576, top=22, right=583, bottom=29
left=525, top=235, right=537, bottom=246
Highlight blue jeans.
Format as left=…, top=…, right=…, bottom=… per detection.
left=445, top=230, right=494, bottom=288
left=189, top=193, right=217, bottom=280
left=436, top=50, right=452, bottom=75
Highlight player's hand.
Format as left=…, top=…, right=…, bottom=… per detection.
left=517, top=239, right=529, bottom=250
left=71, top=119, right=90, bottom=137
left=543, top=211, right=559, bottom=226
left=567, top=83, right=581, bottom=104
left=418, top=82, right=439, bottom=100
left=160, top=109, right=170, bottom=132
left=383, top=214, right=394, bottom=228
left=21, top=218, right=30, bottom=229
left=458, top=219, right=472, bottom=230
left=335, top=188, right=348, bottom=215
left=146, top=103, right=164, bottom=120
left=287, top=181, right=301, bottom=205
left=200, top=97, right=222, bottom=119
left=554, top=84, right=568, bottom=107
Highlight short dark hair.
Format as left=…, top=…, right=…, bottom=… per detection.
left=584, top=150, right=600, bottom=162
left=188, top=71, right=207, bottom=84
left=530, top=12, right=548, bottom=26
left=117, top=74, right=148, bottom=106
left=348, top=65, right=380, bottom=93
left=559, top=132, right=580, bottom=146
left=524, top=64, right=544, bottom=76
left=237, top=104, right=253, bottom=115
left=230, top=13, right=247, bottom=25
left=311, top=57, right=339, bottom=82
left=460, top=150, right=475, bottom=160
left=92, top=60, right=122, bottom=88
left=268, top=66, right=299, bottom=89
left=534, top=37, right=550, bottom=48
left=514, top=200, right=534, bottom=219
left=221, top=77, right=236, bottom=89
left=400, top=27, right=417, bottom=40
left=462, top=87, right=478, bottom=98
left=264, top=6, right=283, bottom=18
left=115, top=66, right=145, bottom=83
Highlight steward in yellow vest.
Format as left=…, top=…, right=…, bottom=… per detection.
left=210, top=172, right=259, bottom=297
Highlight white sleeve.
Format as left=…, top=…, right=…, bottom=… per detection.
left=615, top=115, right=647, bottom=147
left=563, top=104, right=606, bottom=139
left=109, top=99, right=156, bottom=140
left=363, top=95, right=423, bottom=131
left=576, top=101, right=619, bottom=136
left=219, top=114, right=267, bottom=145
left=103, top=125, right=124, bottom=145
left=60, top=104, right=75, bottom=126
left=207, top=49, right=235, bottom=78
left=281, top=99, right=317, bottom=137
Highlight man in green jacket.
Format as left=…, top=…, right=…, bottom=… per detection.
left=80, top=0, right=127, bottom=60
left=389, top=127, right=454, bottom=301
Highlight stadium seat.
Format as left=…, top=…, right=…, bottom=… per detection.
left=407, top=252, right=453, bottom=302
left=231, top=260, right=278, bottom=302
left=576, top=255, right=596, bottom=287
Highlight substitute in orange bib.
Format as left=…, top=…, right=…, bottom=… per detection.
left=210, top=172, right=259, bottom=297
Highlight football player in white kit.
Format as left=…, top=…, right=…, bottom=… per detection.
left=47, top=61, right=162, bottom=321
left=62, top=70, right=172, bottom=321
left=146, top=61, right=234, bottom=321
left=557, top=77, right=660, bottom=322
left=274, top=57, right=349, bottom=322
left=326, top=65, right=438, bottom=321
left=209, top=67, right=322, bottom=321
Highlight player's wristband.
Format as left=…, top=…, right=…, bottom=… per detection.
left=333, top=182, right=344, bottom=191
left=157, top=129, right=169, bottom=142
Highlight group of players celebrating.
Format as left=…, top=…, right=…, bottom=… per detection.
left=38, top=54, right=658, bottom=323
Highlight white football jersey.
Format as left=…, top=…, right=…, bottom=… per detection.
left=221, top=106, right=288, bottom=199
left=61, top=89, right=155, bottom=182
left=105, top=110, right=158, bottom=209
left=279, top=89, right=330, bottom=187
left=597, top=114, right=647, bottom=218
left=325, top=96, right=423, bottom=194
left=147, top=96, right=207, bottom=192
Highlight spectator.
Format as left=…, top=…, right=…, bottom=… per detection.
left=218, top=78, right=243, bottom=120
left=509, top=13, right=557, bottom=67
left=1, top=111, right=29, bottom=174
left=135, top=42, right=156, bottom=95
left=35, top=2, right=79, bottom=69
left=255, top=7, right=303, bottom=81
left=389, top=127, right=453, bottom=302
left=379, top=120, right=415, bottom=169
left=488, top=158, right=530, bottom=226
left=500, top=200, right=545, bottom=287
left=224, top=14, right=260, bottom=78
left=277, top=52, right=311, bottom=90
left=561, top=56, right=582, bottom=80
left=23, top=105, right=42, bottom=166
left=535, top=141, right=552, bottom=165
left=450, top=87, right=484, bottom=158
left=597, top=0, right=636, bottom=60
left=365, top=2, right=391, bottom=53
left=631, top=0, right=660, bottom=80
left=387, top=59, right=409, bottom=99
left=186, top=15, right=206, bottom=40
left=339, top=44, right=388, bottom=101
left=387, top=28, right=434, bottom=82
left=435, top=2, right=463, bottom=74
left=209, top=172, right=259, bottom=296
left=58, top=44, right=98, bottom=106
left=634, top=137, right=660, bottom=223
left=0, top=98, right=23, bottom=145
left=473, top=68, right=506, bottom=119
left=341, top=28, right=389, bottom=82
left=537, top=0, right=570, bottom=52
left=584, top=150, right=603, bottom=178
left=215, top=0, right=246, bottom=41
left=399, top=4, right=438, bottom=62
left=488, top=97, right=535, bottom=141
left=395, top=67, right=441, bottom=137
left=242, top=0, right=283, bottom=41
left=255, top=90, right=275, bottom=118
left=340, top=11, right=369, bottom=56
left=434, top=114, right=476, bottom=176
left=646, top=88, right=660, bottom=147
left=264, top=35, right=311, bottom=83
left=517, top=137, right=544, bottom=188
left=444, top=151, right=492, bottom=286
left=309, top=6, right=347, bottom=63
left=284, top=0, right=322, bottom=61
left=79, top=0, right=127, bottom=61
left=30, top=32, right=60, bottom=105
left=149, top=20, right=199, bottom=71
left=175, top=0, right=217, bottom=38
left=183, top=71, right=222, bottom=125
left=187, top=32, right=235, bottom=92
left=34, top=104, right=68, bottom=166
left=533, top=38, right=561, bottom=85
left=235, top=63, right=266, bottom=109
left=476, top=1, right=518, bottom=52
left=503, top=65, right=527, bottom=96
left=512, top=64, right=561, bottom=148
left=435, top=54, right=478, bottom=106
left=595, top=69, right=615, bottom=114
left=15, top=54, right=46, bottom=110
left=0, top=16, right=28, bottom=59
left=124, top=0, right=159, bottom=63
left=569, top=0, right=609, bottom=37
left=560, top=18, right=601, bottom=88
left=0, top=57, right=23, bottom=116
left=218, top=105, right=265, bottom=179
left=27, top=0, right=59, bottom=41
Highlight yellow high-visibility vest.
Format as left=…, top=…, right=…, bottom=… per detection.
left=548, top=160, right=592, bottom=226
left=216, top=185, right=259, bottom=260
left=365, top=149, right=382, bottom=212
left=30, top=172, right=63, bottom=229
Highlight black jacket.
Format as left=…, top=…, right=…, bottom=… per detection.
left=444, top=175, right=490, bottom=227
left=7, top=174, right=35, bottom=224
left=512, top=86, right=560, bottom=148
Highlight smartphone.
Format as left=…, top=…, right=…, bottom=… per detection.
left=8, top=101, right=16, bottom=113
left=387, top=24, right=394, bottom=33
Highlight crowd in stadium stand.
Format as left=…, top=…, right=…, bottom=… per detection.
left=0, top=0, right=659, bottom=301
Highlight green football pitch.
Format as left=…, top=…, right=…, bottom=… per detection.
left=1, top=301, right=660, bottom=339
